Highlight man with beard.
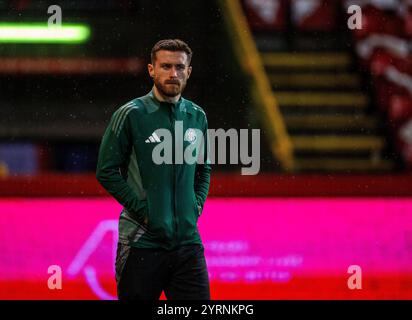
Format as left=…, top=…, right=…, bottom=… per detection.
left=96, top=39, right=211, bottom=300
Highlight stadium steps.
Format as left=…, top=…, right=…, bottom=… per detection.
left=261, top=52, right=351, bottom=70
left=259, top=49, right=396, bottom=172
left=274, top=91, right=368, bottom=108
left=284, top=115, right=379, bottom=130
left=268, top=73, right=361, bottom=89
left=291, top=135, right=385, bottom=152
left=295, top=158, right=395, bottom=172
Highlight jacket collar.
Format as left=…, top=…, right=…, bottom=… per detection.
left=145, top=88, right=195, bottom=115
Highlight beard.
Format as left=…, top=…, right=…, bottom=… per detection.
left=154, top=77, right=187, bottom=98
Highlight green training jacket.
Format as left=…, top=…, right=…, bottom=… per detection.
left=96, top=89, right=211, bottom=250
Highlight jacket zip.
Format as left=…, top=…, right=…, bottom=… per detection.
left=169, top=104, right=178, bottom=246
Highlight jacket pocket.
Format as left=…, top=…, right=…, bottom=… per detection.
left=127, top=199, right=149, bottom=227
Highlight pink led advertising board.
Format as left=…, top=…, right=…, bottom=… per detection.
left=0, top=197, right=411, bottom=299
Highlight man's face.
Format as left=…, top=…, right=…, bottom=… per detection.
left=148, top=50, right=192, bottom=98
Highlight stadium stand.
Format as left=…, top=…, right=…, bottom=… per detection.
left=1, top=0, right=412, bottom=174
left=349, top=0, right=412, bottom=168
left=243, top=0, right=396, bottom=173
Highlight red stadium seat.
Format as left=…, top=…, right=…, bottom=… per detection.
left=353, top=5, right=384, bottom=38
left=368, top=52, right=412, bottom=112
left=292, top=0, right=338, bottom=31
left=353, top=4, right=404, bottom=39
left=242, top=0, right=288, bottom=31
left=396, top=117, right=412, bottom=168
left=389, top=95, right=412, bottom=124
left=370, top=50, right=395, bottom=76
left=403, top=6, right=412, bottom=36
left=373, top=78, right=408, bottom=112
left=382, top=13, right=404, bottom=37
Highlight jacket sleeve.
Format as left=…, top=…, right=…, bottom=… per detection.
left=96, top=108, right=146, bottom=220
left=194, top=116, right=211, bottom=215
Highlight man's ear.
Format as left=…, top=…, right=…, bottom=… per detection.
left=187, top=65, right=192, bottom=79
left=148, top=63, right=154, bottom=78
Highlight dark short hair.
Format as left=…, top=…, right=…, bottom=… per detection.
left=151, top=39, right=193, bottom=65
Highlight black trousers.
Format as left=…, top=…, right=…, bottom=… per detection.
left=115, top=243, right=210, bottom=300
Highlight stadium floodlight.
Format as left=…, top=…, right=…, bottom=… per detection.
left=0, top=23, right=90, bottom=43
